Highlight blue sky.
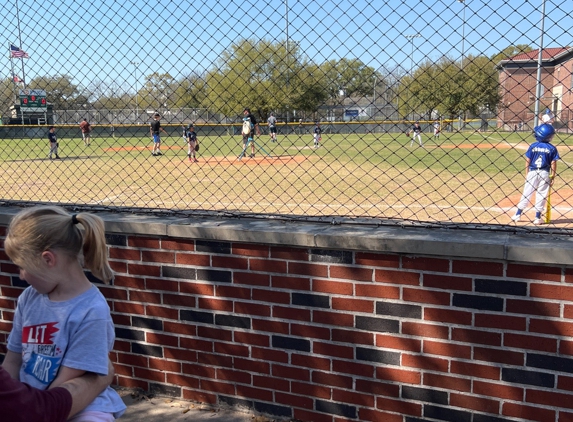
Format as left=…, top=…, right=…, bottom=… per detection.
left=1, top=0, right=571, bottom=95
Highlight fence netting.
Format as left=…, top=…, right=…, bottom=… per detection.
left=1, top=0, right=572, bottom=232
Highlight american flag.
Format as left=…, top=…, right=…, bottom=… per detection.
left=10, top=44, right=29, bottom=58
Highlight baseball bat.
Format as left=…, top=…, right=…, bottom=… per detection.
left=545, top=184, right=552, bottom=224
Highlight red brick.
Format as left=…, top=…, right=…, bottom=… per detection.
left=291, top=381, right=331, bottom=399
left=402, top=322, right=449, bottom=339
left=474, top=347, right=524, bottom=365
left=214, top=341, right=249, bottom=357
left=200, top=379, right=235, bottom=395
left=271, top=246, right=309, bottom=261
left=450, top=360, right=500, bottom=380
left=355, top=283, right=400, bottom=299
left=180, top=282, right=214, bottom=296
left=252, top=347, right=289, bottom=363
left=292, top=323, right=330, bottom=340
left=507, top=298, right=560, bottom=317
left=271, top=275, right=311, bottom=291
left=288, top=262, right=328, bottom=277
left=117, top=352, right=148, bottom=367
left=293, top=408, right=332, bottom=422
left=313, top=371, right=353, bottom=389
left=234, top=301, right=271, bottom=317
left=332, top=388, right=375, bottom=406
left=129, top=290, right=162, bottom=304
left=175, top=253, right=210, bottom=266
left=100, top=286, right=128, bottom=300
left=234, top=358, right=270, bottom=375
left=109, top=247, right=141, bottom=261
left=313, top=310, right=354, bottom=327
left=232, top=243, right=269, bottom=257
left=164, top=347, right=197, bottom=363
left=526, top=389, right=573, bottom=410
left=376, top=397, right=422, bottom=416
left=148, top=357, right=181, bottom=372
left=424, top=373, right=471, bottom=392
left=182, top=389, right=217, bottom=405
left=197, top=352, right=233, bottom=368
left=146, top=332, right=179, bottom=347
left=313, top=279, right=354, bottom=295
left=332, top=297, right=373, bottom=313
left=233, top=331, right=269, bottom=347
left=473, top=380, right=524, bottom=401
left=292, top=354, right=331, bottom=371
left=179, top=337, right=212, bottom=352
left=376, top=334, right=421, bottom=352
left=423, top=340, right=471, bottom=359
left=560, top=411, right=573, bottom=422
left=113, top=301, right=145, bottom=315
left=356, top=379, right=400, bottom=397
left=197, top=326, right=233, bottom=341
left=531, top=318, right=573, bottom=336
left=402, top=257, right=449, bottom=272
left=560, top=340, right=573, bottom=356
left=402, top=354, right=448, bottom=372
left=198, top=297, right=233, bottom=312
left=233, top=272, right=270, bottom=286
left=212, top=255, right=248, bottom=269
left=424, top=308, right=472, bottom=325
left=330, top=265, right=373, bottom=281
left=454, top=329, right=504, bottom=350
left=128, top=236, right=160, bottom=249
left=452, top=260, right=503, bottom=277
left=450, top=392, right=500, bottom=414
left=145, top=278, right=179, bottom=292
left=275, top=392, right=314, bottom=409
left=558, top=375, right=573, bottom=391
left=423, top=273, right=472, bottom=291
left=166, top=373, right=200, bottom=389
left=403, top=287, right=450, bottom=305
left=475, top=313, right=526, bottom=331
left=253, top=375, right=289, bottom=391
left=273, top=305, right=311, bottom=321
left=161, top=239, right=195, bottom=251
left=252, top=318, right=289, bottom=334
left=215, top=285, right=251, bottom=300
left=375, top=269, right=420, bottom=285
left=117, top=376, right=148, bottom=391
left=252, top=288, right=290, bottom=304
left=272, top=364, right=310, bottom=381
left=313, top=341, right=354, bottom=359
left=375, top=367, right=421, bottom=384
left=532, top=283, right=573, bottom=301
left=113, top=275, right=146, bottom=289
left=163, top=293, right=196, bottom=308
left=250, top=258, right=287, bottom=273
left=141, top=250, right=175, bottom=264
left=332, top=328, right=374, bottom=346
left=504, top=333, right=557, bottom=353
left=145, top=304, right=178, bottom=320
left=332, top=359, right=375, bottom=377
left=359, top=408, right=403, bottom=422
left=216, top=368, right=252, bottom=385
left=134, top=367, right=166, bottom=383
left=355, top=252, right=400, bottom=268
left=507, top=263, right=561, bottom=281
left=503, top=402, right=556, bottom=422
left=127, top=263, right=161, bottom=277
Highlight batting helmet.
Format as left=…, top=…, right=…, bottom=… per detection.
left=534, top=123, right=555, bottom=142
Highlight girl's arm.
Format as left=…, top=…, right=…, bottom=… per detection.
left=48, top=366, right=86, bottom=390
left=1, top=350, right=23, bottom=380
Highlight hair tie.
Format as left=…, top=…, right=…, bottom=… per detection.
left=71, top=214, right=79, bottom=225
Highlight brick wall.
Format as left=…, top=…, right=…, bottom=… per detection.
left=2, top=212, right=573, bottom=422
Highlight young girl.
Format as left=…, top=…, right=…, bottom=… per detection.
left=2, top=206, right=126, bottom=421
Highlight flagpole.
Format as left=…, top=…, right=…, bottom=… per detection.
left=9, top=43, right=19, bottom=102
left=15, top=0, right=26, bottom=88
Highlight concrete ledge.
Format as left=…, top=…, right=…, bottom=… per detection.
left=1, top=206, right=572, bottom=265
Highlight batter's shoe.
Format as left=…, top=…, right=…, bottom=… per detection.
left=533, top=218, right=542, bottom=225
left=511, top=214, right=521, bottom=222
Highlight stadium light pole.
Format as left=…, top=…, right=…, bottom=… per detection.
left=285, top=0, right=290, bottom=125
left=405, top=34, right=421, bottom=74
left=130, top=61, right=140, bottom=123
left=533, top=0, right=547, bottom=128
left=457, top=0, right=466, bottom=68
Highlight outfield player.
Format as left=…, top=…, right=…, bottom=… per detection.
left=48, top=126, right=60, bottom=159
left=187, top=124, right=198, bottom=162
left=79, top=118, right=91, bottom=146
left=150, top=112, right=167, bottom=156
left=511, top=123, right=559, bottom=225
left=433, top=120, right=440, bottom=139
left=267, top=112, right=277, bottom=142
left=313, top=121, right=322, bottom=148
left=410, top=122, right=423, bottom=147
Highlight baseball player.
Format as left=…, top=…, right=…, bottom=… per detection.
left=410, top=122, right=423, bottom=147
left=511, top=123, right=559, bottom=225
left=313, top=121, right=322, bottom=148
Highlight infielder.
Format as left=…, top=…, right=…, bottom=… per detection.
left=511, top=123, right=559, bottom=225
left=410, top=122, right=423, bottom=147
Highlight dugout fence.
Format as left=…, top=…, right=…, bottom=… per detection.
left=1, top=0, right=573, bottom=232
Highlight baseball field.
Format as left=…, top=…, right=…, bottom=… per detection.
left=1, top=128, right=572, bottom=226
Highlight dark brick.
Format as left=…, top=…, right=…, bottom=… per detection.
left=219, top=395, right=253, bottom=409
left=215, top=314, right=251, bottom=329
left=356, top=347, right=400, bottom=365
left=502, top=368, right=554, bottom=388
left=132, top=342, right=163, bottom=358
left=196, top=240, right=231, bottom=254
left=162, top=266, right=196, bottom=280
left=315, top=399, right=357, bottom=419
left=376, top=302, right=421, bottom=319
left=11, top=276, right=27, bottom=288
left=355, top=316, right=399, bottom=333
left=402, top=386, right=448, bottom=405
left=254, top=401, right=293, bottom=417
left=150, top=383, right=181, bottom=397
left=310, top=249, right=353, bottom=264
left=405, top=418, right=433, bottom=422
left=115, top=327, right=145, bottom=341
left=180, top=309, right=214, bottom=324
left=272, top=335, right=311, bottom=352
left=292, top=293, right=330, bottom=308
left=452, top=293, right=503, bottom=311
left=424, top=404, right=471, bottom=422
left=475, top=279, right=527, bottom=296
left=527, top=353, right=573, bottom=374
left=473, top=414, right=517, bottom=422
left=132, top=316, right=163, bottom=331
left=197, top=269, right=232, bottom=283
left=105, top=233, right=127, bottom=246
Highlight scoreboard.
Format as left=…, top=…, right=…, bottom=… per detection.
left=19, top=89, right=47, bottom=112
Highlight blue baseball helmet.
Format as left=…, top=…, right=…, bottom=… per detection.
left=534, top=123, right=555, bottom=142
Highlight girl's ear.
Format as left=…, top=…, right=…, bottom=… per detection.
left=41, top=250, right=57, bottom=268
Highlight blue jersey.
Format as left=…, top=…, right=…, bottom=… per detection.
left=314, top=125, right=322, bottom=135
left=48, top=132, right=57, bottom=143
left=525, top=141, right=559, bottom=171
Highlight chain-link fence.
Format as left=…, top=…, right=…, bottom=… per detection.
left=1, top=0, right=572, bottom=231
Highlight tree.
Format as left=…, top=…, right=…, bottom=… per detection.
left=138, top=72, right=178, bottom=112
left=0, top=78, right=18, bottom=119
left=491, top=44, right=533, bottom=65
left=28, top=75, right=79, bottom=110
left=318, top=58, right=379, bottom=101
left=175, top=72, right=207, bottom=109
